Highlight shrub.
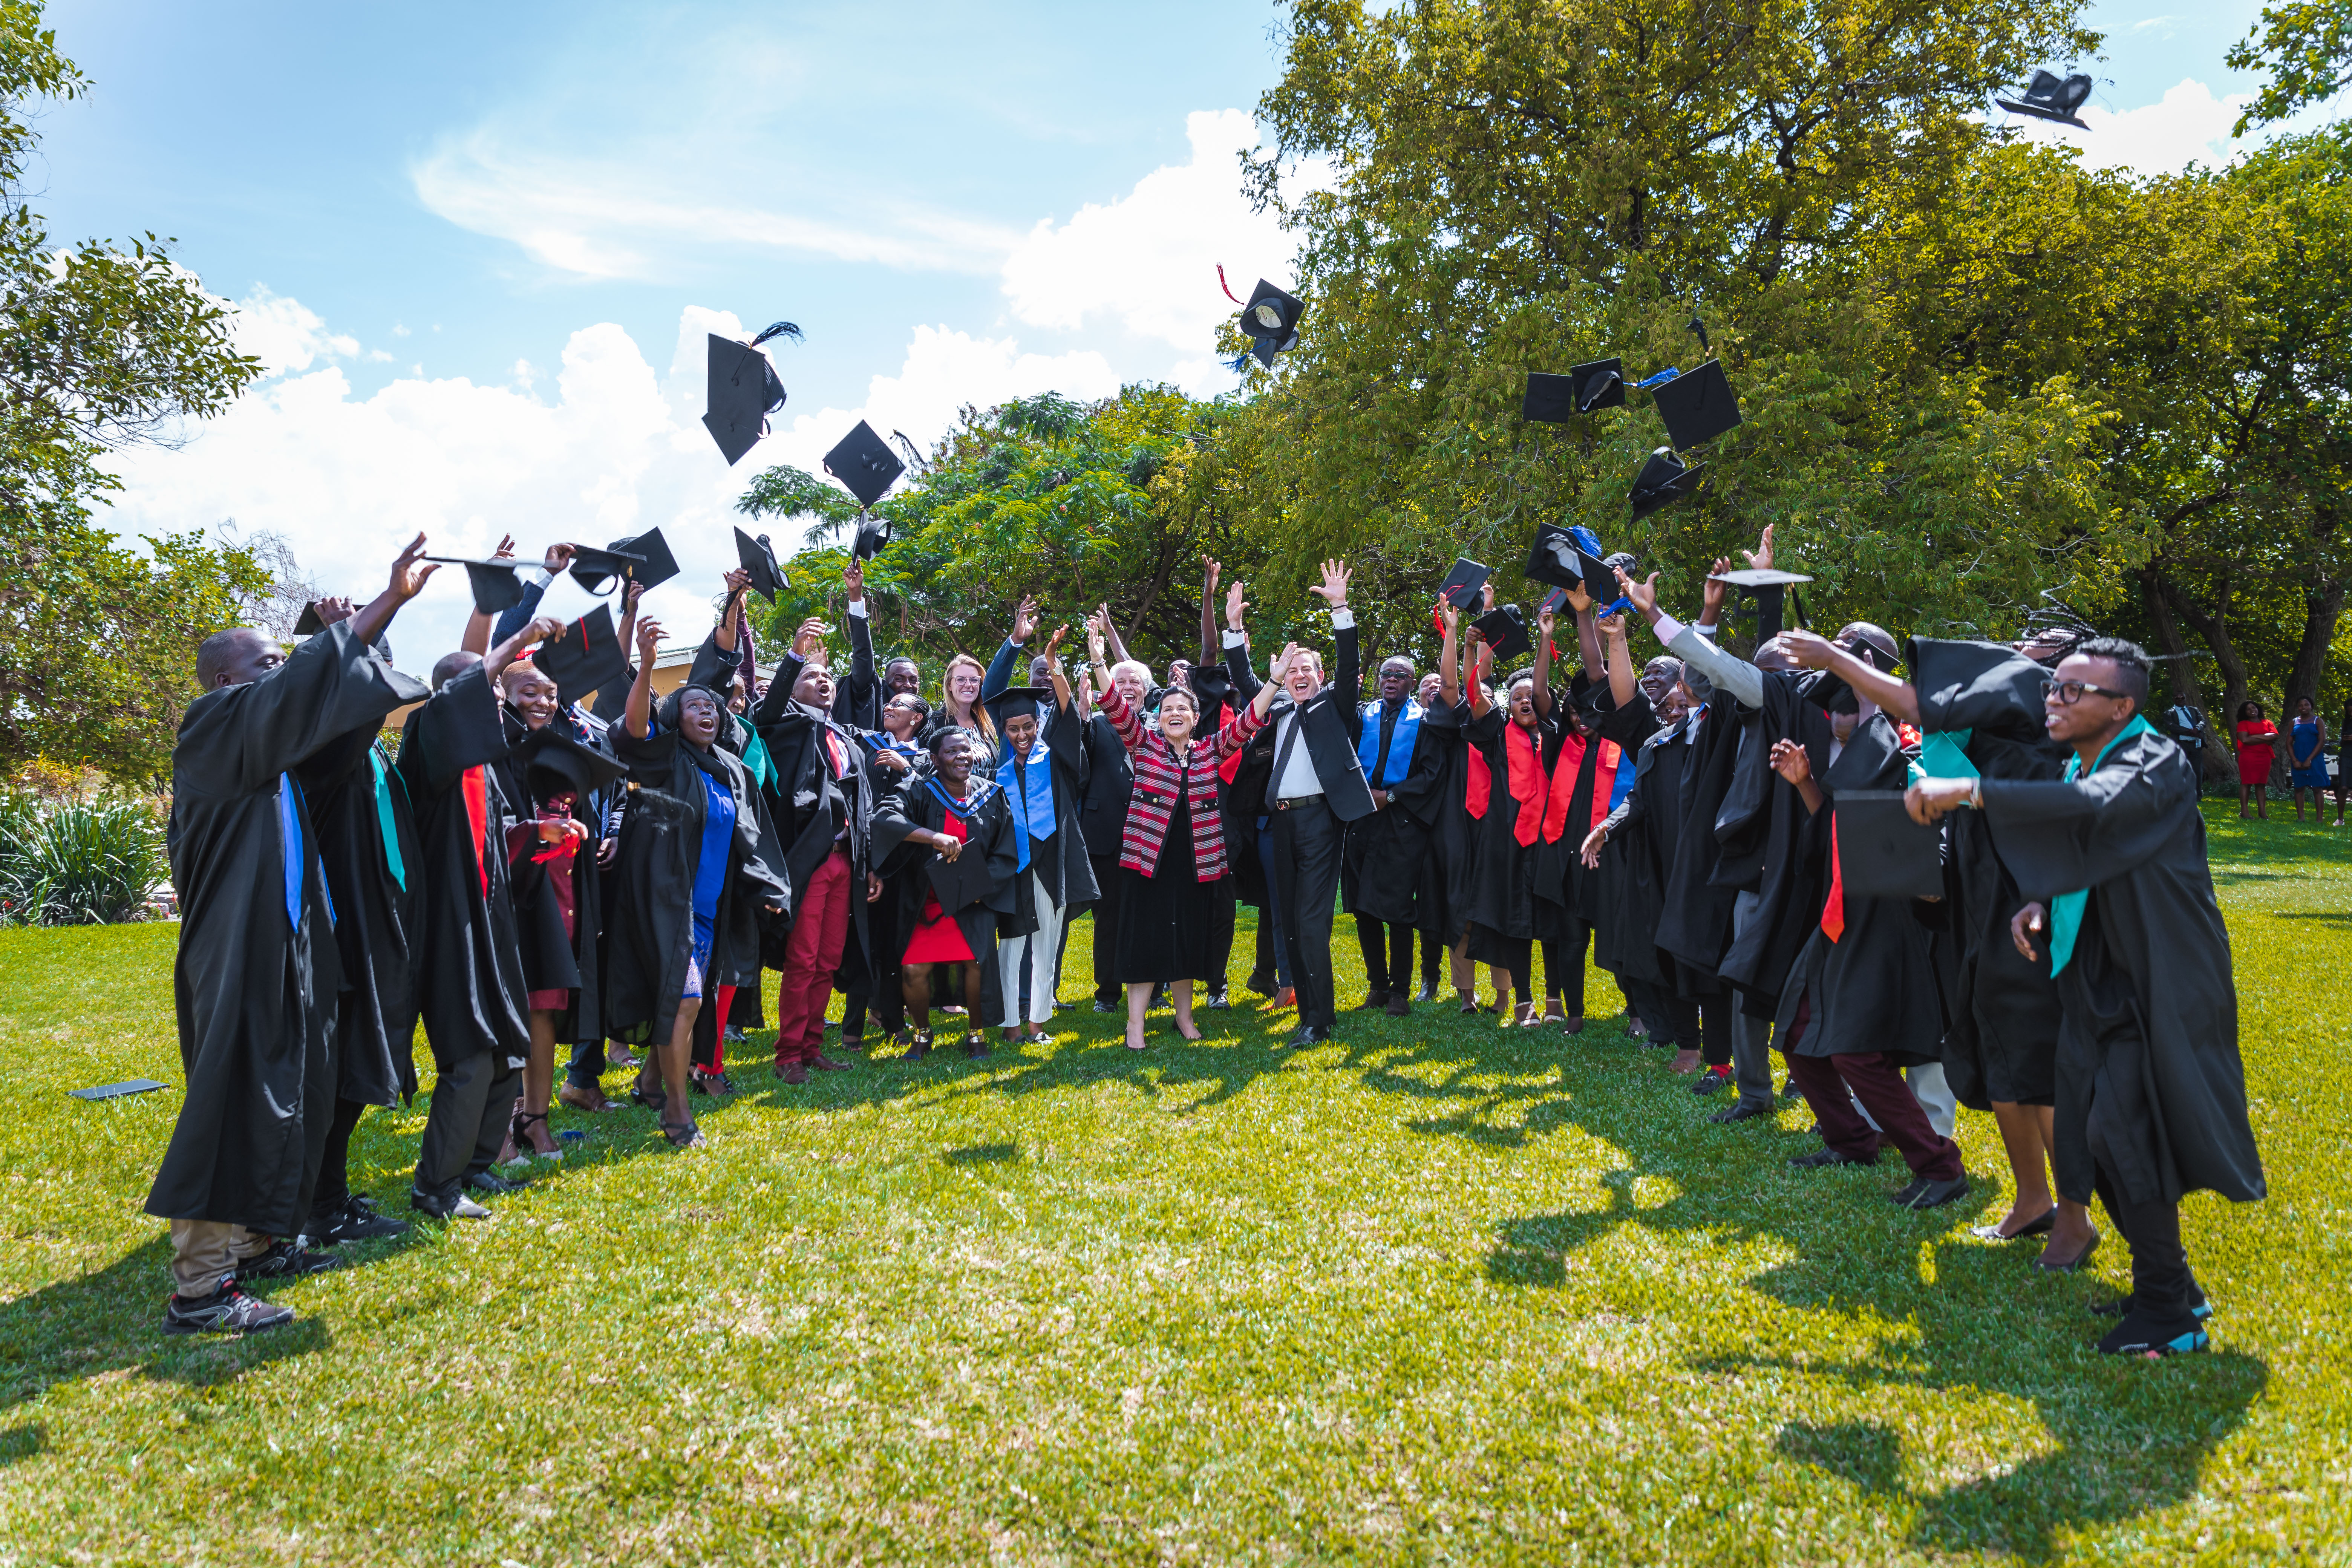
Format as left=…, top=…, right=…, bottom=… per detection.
left=0, top=790, right=168, bottom=926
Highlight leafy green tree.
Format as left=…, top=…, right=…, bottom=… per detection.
left=2229, top=0, right=2352, bottom=134
left=0, top=2, right=268, bottom=786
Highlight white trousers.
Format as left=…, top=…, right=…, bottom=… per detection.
left=1848, top=1062, right=1960, bottom=1140
left=996, top=873, right=1063, bottom=1027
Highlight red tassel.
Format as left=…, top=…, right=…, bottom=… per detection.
left=1217, top=265, right=1244, bottom=304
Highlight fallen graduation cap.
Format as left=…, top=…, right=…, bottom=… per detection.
left=1649, top=359, right=1742, bottom=450
left=1522, top=360, right=1626, bottom=422
left=1709, top=568, right=1813, bottom=588
left=1472, top=603, right=1532, bottom=662
left=735, top=527, right=786, bottom=599
left=824, top=420, right=904, bottom=511
left=1628, top=448, right=1704, bottom=517
left=1437, top=556, right=1491, bottom=609
left=423, top=556, right=528, bottom=614
left=703, top=333, right=790, bottom=466
left=1997, top=69, right=2095, bottom=129
left=512, top=723, right=629, bottom=798
left=1235, top=278, right=1304, bottom=369
left=1828, top=790, right=1945, bottom=900
left=69, top=1078, right=168, bottom=1101
left=528, top=604, right=628, bottom=708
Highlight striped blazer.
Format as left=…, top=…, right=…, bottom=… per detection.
left=1100, top=683, right=1264, bottom=879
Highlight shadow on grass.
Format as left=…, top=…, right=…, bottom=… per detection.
left=0, top=1234, right=336, bottom=1422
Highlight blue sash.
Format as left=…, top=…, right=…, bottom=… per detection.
left=995, top=744, right=1057, bottom=871
left=1356, top=699, right=1422, bottom=789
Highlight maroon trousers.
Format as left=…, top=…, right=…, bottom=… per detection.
left=773, top=846, right=851, bottom=1067
left=1785, top=1049, right=1965, bottom=1180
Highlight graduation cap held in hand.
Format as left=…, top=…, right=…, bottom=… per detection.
left=1472, top=603, right=1531, bottom=662
left=1437, top=557, right=1491, bottom=610
left=528, top=604, right=628, bottom=709
left=702, top=322, right=798, bottom=466
left=424, top=556, right=528, bottom=614
left=1628, top=448, right=1704, bottom=518
left=1827, top=790, right=1944, bottom=900
left=925, top=840, right=996, bottom=916
left=735, top=527, right=786, bottom=599
left=1997, top=69, right=2094, bottom=129
left=292, top=601, right=328, bottom=636
left=1649, top=359, right=1742, bottom=450
left=1710, top=568, right=1813, bottom=589
left=824, top=419, right=904, bottom=513
left=1523, top=360, right=1626, bottom=422
left=513, top=723, right=629, bottom=799
left=1234, top=279, right=1304, bottom=369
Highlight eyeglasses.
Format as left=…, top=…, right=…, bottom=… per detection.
left=2042, top=677, right=2129, bottom=705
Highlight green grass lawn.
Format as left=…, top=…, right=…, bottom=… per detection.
left=1, top=802, right=2347, bottom=1564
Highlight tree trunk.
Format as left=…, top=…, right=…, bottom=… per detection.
left=2137, top=567, right=2231, bottom=784
left=2285, top=576, right=2344, bottom=715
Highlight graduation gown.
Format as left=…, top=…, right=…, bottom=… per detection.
left=1531, top=681, right=1618, bottom=937
left=1771, top=712, right=1946, bottom=1064
left=490, top=706, right=616, bottom=1047
left=1590, top=694, right=1681, bottom=986
left=1423, top=699, right=1482, bottom=945
left=1911, top=638, right=2068, bottom=1109
left=873, top=778, right=1019, bottom=1021
left=753, top=662, right=882, bottom=972
left=1342, top=696, right=1449, bottom=929
left=147, top=624, right=424, bottom=1234
left=1715, top=671, right=1835, bottom=1015
left=1462, top=705, right=1564, bottom=961
left=1653, top=700, right=1747, bottom=991
left=1983, top=724, right=2263, bottom=1207
left=295, top=723, right=424, bottom=1106
left=996, top=698, right=1101, bottom=934
left=602, top=720, right=789, bottom=1049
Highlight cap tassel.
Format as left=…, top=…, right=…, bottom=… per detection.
left=1217, top=265, right=1244, bottom=304
left=750, top=320, right=804, bottom=348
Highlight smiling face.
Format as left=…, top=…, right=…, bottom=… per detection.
left=1157, top=688, right=1200, bottom=746
left=793, top=656, right=835, bottom=713
left=1004, top=710, right=1039, bottom=758
left=882, top=694, right=925, bottom=739
left=501, top=662, right=561, bottom=729
left=1379, top=658, right=1415, bottom=704
left=1283, top=649, right=1323, bottom=702
left=1111, top=662, right=1148, bottom=707
left=946, top=657, right=982, bottom=708
left=886, top=657, right=922, bottom=697
left=932, top=730, right=972, bottom=786
left=2045, top=652, right=2135, bottom=745
left=678, top=688, right=723, bottom=748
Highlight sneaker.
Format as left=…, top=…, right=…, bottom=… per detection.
left=162, top=1282, right=294, bottom=1336
left=2093, top=1285, right=2211, bottom=1321
left=2096, top=1308, right=2210, bottom=1357
left=1690, top=1065, right=1733, bottom=1096
left=410, top=1186, right=492, bottom=1221
left=1092, top=998, right=1118, bottom=1013
left=233, top=1240, right=351, bottom=1282
left=724, top=1024, right=746, bottom=1043
left=462, top=1170, right=529, bottom=1197
left=310, top=1196, right=410, bottom=1245
left=1206, top=988, right=1230, bottom=1010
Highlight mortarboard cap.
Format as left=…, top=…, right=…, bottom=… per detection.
left=702, top=334, right=788, bottom=466
left=424, top=556, right=528, bottom=614
left=606, top=528, right=679, bottom=591
left=512, top=724, right=629, bottom=800
left=1524, top=360, right=1626, bottom=422
left=292, top=601, right=327, bottom=636
left=1438, top=557, right=1491, bottom=609
left=824, top=420, right=904, bottom=510
left=1997, top=69, right=2094, bottom=130
left=853, top=514, right=891, bottom=562
left=1710, top=568, right=1813, bottom=588
left=69, top=1078, right=169, bottom=1100
left=528, top=604, right=629, bottom=709
left=1472, top=603, right=1531, bottom=662
left=1525, top=523, right=1586, bottom=592
left=1828, top=790, right=1944, bottom=900
left=1536, top=585, right=1570, bottom=618
left=734, top=527, right=786, bottom=599
left=1239, top=279, right=1305, bottom=368
left=1650, top=359, right=1743, bottom=450
left=565, top=544, right=645, bottom=596
left=983, top=685, right=1054, bottom=732
left=1628, top=448, right=1704, bottom=517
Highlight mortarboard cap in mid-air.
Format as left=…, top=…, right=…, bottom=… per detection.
left=1524, top=360, right=1626, bottom=422
left=853, top=514, right=891, bottom=562
left=424, top=556, right=528, bottom=614
left=565, top=544, right=644, bottom=596
left=1827, top=790, right=1945, bottom=900
left=1437, top=556, right=1491, bottom=609
left=702, top=334, right=789, bottom=466
left=824, top=420, right=904, bottom=511
left=1710, top=568, right=1813, bottom=588
left=734, top=527, right=786, bottom=599
left=1649, top=359, right=1743, bottom=450
left=511, top=723, right=629, bottom=799
left=1628, top=448, right=1704, bottom=518
left=528, top=604, right=629, bottom=709
left=1237, top=279, right=1305, bottom=369
left=1525, top=523, right=1586, bottom=592
left=1472, top=603, right=1531, bottom=662
left=607, top=528, right=679, bottom=591
left=1997, top=69, right=2095, bottom=130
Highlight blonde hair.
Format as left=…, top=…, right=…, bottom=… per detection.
left=940, top=653, right=998, bottom=744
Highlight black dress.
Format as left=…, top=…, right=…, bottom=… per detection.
left=1113, top=791, right=1218, bottom=983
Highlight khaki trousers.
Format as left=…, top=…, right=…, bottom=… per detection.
left=169, top=1220, right=272, bottom=1297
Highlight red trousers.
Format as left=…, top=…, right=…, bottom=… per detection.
left=773, top=845, right=851, bottom=1066
left=1785, top=1049, right=1965, bottom=1181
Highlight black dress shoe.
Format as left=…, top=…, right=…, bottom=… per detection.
left=464, top=1170, right=529, bottom=1196
left=1709, top=1100, right=1774, bottom=1125
left=1284, top=1024, right=1333, bottom=1048
left=1788, top=1145, right=1875, bottom=1168
left=1416, top=982, right=1438, bottom=1003
left=1245, top=971, right=1276, bottom=998
left=1384, top=993, right=1411, bottom=1018
left=1690, top=1066, right=1733, bottom=1095
left=1969, top=1207, right=2058, bottom=1241
left=1355, top=989, right=1390, bottom=1011
left=1888, top=1174, right=1971, bottom=1210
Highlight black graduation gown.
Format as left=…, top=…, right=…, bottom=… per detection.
left=1983, top=726, right=2264, bottom=1207
left=1342, top=697, right=1449, bottom=929
left=1652, top=700, right=1745, bottom=998
left=1462, top=705, right=1563, bottom=962
left=1772, top=713, right=1946, bottom=1064
left=1530, top=681, right=1609, bottom=936
left=295, top=723, right=424, bottom=1106
left=1423, top=699, right=1482, bottom=946
left=1590, top=694, right=1679, bottom=986
left=753, top=663, right=880, bottom=971
left=873, top=779, right=1019, bottom=1021
left=147, top=624, right=424, bottom=1234
left=1912, top=638, right=2068, bottom=1109
left=996, top=698, right=1101, bottom=935
left=1715, top=672, right=1835, bottom=1015
left=602, top=720, right=790, bottom=1049
left=490, top=706, right=614, bottom=1046
left=395, top=665, right=536, bottom=1075
left=1221, top=710, right=1279, bottom=908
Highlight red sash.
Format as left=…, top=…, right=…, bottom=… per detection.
left=1540, top=732, right=1588, bottom=843
left=461, top=765, right=489, bottom=897
left=1821, top=818, right=1846, bottom=942
left=1464, top=746, right=1491, bottom=819
left=1587, top=740, right=1622, bottom=831
left=1505, top=720, right=1547, bottom=847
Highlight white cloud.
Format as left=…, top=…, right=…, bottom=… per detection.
left=2003, top=77, right=2340, bottom=177
left=231, top=286, right=361, bottom=377
left=1001, top=109, right=1316, bottom=353
left=96, top=302, right=1130, bottom=662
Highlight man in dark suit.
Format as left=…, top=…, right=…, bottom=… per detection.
left=1079, top=655, right=1147, bottom=1010
left=1222, top=560, right=1375, bottom=1045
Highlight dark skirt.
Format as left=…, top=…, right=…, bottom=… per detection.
left=1113, top=796, right=1220, bottom=983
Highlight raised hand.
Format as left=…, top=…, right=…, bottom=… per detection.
left=1045, top=623, right=1070, bottom=659
left=1778, top=629, right=1836, bottom=669
left=722, top=567, right=752, bottom=601
left=312, top=595, right=356, bottom=626
left=623, top=580, right=646, bottom=614
left=1439, top=598, right=1460, bottom=634
left=1598, top=610, right=1628, bottom=642
left=1701, top=556, right=1733, bottom=623
left=1203, top=556, right=1220, bottom=595
left=541, top=541, right=576, bottom=574
left=1536, top=603, right=1557, bottom=642
left=522, top=614, right=565, bottom=648
left=491, top=534, right=516, bottom=560
left=635, top=617, right=665, bottom=662
left=1565, top=579, right=1593, bottom=615
left=1743, top=524, right=1775, bottom=574
left=1308, top=558, right=1351, bottom=607
left=792, top=617, right=828, bottom=659
left=844, top=556, right=865, bottom=598
left=1224, top=577, right=1249, bottom=630
left=1769, top=738, right=1811, bottom=786
left=1010, top=594, right=1039, bottom=646
left=387, top=533, right=438, bottom=602
left=1615, top=566, right=1660, bottom=622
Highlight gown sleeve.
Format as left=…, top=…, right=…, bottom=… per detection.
left=393, top=661, right=508, bottom=793
left=1911, top=637, right=2050, bottom=741
left=1979, top=731, right=2197, bottom=901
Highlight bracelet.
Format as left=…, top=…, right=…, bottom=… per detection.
left=1968, top=778, right=1983, bottom=809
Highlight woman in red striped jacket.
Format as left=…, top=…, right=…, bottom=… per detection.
left=1086, top=612, right=1291, bottom=1050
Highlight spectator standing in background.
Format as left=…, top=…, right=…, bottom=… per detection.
left=2288, top=697, right=2329, bottom=824
left=2233, top=701, right=2275, bottom=821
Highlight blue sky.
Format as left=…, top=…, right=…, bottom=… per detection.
left=30, top=0, right=2325, bottom=658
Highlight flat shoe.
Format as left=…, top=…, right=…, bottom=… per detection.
left=1970, top=1207, right=2058, bottom=1242
left=2033, top=1232, right=2101, bottom=1273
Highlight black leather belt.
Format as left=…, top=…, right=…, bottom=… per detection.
left=1272, top=796, right=1324, bottom=812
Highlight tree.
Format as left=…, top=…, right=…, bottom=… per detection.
left=2229, top=0, right=2352, bottom=134
left=0, top=2, right=267, bottom=786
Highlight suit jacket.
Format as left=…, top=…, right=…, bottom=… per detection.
left=1079, top=709, right=1133, bottom=856
left=1223, top=616, right=1374, bottom=821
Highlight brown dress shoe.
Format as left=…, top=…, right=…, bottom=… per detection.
left=774, top=1061, right=809, bottom=1084
left=1383, top=993, right=1411, bottom=1018
left=809, top=1054, right=853, bottom=1071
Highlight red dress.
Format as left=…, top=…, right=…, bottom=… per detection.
left=2236, top=720, right=2277, bottom=787
left=901, top=812, right=975, bottom=963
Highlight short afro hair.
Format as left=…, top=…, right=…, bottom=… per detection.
left=2074, top=636, right=2151, bottom=710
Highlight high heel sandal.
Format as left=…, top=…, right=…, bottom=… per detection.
left=900, top=1029, right=933, bottom=1062
left=657, top=1118, right=704, bottom=1149
left=963, top=1031, right=991, bottom=1059
left=511, top=1108, right=562, bottom=1162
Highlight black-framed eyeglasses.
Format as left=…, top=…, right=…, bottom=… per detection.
left=2042, top=677, right=2128, bottom=705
